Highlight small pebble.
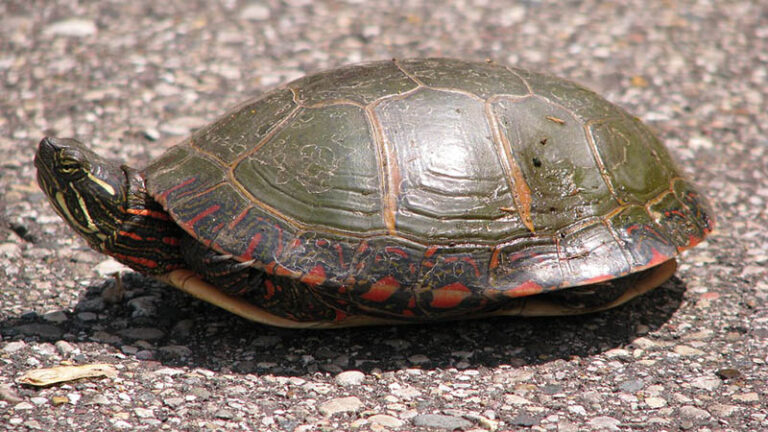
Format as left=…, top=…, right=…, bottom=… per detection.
left=240, top=4, right=271, bottom=20
left=213, top=409, right=233, bottom=419
left=408, top=354, right=430, bottom=365
left=43, top=19, right=97, bottom=37
left=42, top=311, right=68, bottom=323
left=118, top=327, right=165, bottom=341
left=134, top=408, right=155, bottom=419
left=55, top=340, right=76, bottom=355
left=716, top=368, right=741, bottom=380
left=3, top=341, right=26, bottom=354
left=335, top=370, right=365, bottom=386
left=368, top=414, right=404, bottom=428
left=587, top=416, right=621, bottom=431
left=679, top=405, right=711, bottom=423
left=0, top=386, right=23, bottom=404
left=691, top=376, right=721, bottom=390
left=135, top=350, right=154, bottom=360
left=318, top=396, right=363, bottom=416
left=77, top=312, right=98, bottom=322
left=412, top=414, right=472, bottom=430
left=93, top=258, right=130, bottom=278
left=14, top=402, right=34, bottom=410
left=618, top=379, right=644, bottom=393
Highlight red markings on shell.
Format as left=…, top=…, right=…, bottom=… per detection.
left=503, top=280, right=544, bottom=298
left=158, top=177, right=197, bottom=201
left=429, top=282, right=471, bottom=309
left=362, top=276, right=400, bottom=302
left=384, top=246, right=408, bottom=258
left=186, top=204, right=220, bottom=227
left=125, top=207, right=171, bottom=221
left=300, top=265, right=327, bottom=287
left=241, top=233, right=263, bottom=260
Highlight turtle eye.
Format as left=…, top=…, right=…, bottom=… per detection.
left=56, top=148, right=88, bottom=176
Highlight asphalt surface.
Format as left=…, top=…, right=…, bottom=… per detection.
left=1, top=1, right=766, bottom=431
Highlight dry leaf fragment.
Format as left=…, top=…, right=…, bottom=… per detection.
left=18, top=364, right=118, bottom=386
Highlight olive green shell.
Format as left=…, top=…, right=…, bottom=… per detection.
left=145, top=58, right=713, bottom=316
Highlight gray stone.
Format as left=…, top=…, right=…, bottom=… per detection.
left=134, top=408, right=155, bottom=419
left=588, top=416, right=621, bottom=431
left=691, top=376, right=721, bottom=391
left=618, top=379, right=644, bottom=393
left=164, top=397, right=184, bottom=408
left=32, top=342, right=57, bottom=357
left=42, top=310, right=68, bottom=323
left=190, top=387, right=212, bottom=400
left=369, top=414, right=404, bottom=428
left=55, top=340, right=76, bottom=355
left=679, top=405, right=711, bottom=423
left=77, top=297, right=106, bottom=312
left=215, top=409, right=234, bottom=419
left=127, top=296, right=159, bottom=318
left=30, top=396, right=48, bottom=405
left=318, top=396, right=363, bottom=416
left=253, top=335, right=282, bottom=347
left=14, top=402, right=34, bottom=410
left=118, top=327, right=165, bottom=341
left=135, top=350, right=154, bottom=360
left=335, top=370, right=365, bottom=386
left=0, top=385, right=23, bottom=403
left=408, top=354, right=430, bottom=365
left=15, top=324, right=62, bottom=339
left=158, top=345, right=192, bottom=357
left=77, top=312, right=98, bottom=322
left=3, top=341, right=26, bottom=354
left=509, top=412, right=540, bottom=427
left=0, top=242, right=21, bottom=259
left=171, top=320, right=194, bottom=339
left=412, top=414, right=472, bottom=429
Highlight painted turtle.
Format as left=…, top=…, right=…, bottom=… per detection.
left=35, top=58, right=714, bottom=328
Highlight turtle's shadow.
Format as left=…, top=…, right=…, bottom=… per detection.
left=0, top=272, right=685, bottom=375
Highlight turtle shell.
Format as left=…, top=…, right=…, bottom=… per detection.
left=145, top=58, right=714, bottom=318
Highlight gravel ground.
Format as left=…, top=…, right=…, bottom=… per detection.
left=1, top=0, right=766, bottom=431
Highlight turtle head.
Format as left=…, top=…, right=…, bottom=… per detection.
left=35, top=136, right=129, bottom=250
left=36, top=137, right=186, bottom=274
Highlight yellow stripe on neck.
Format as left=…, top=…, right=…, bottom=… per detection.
left=55, top=190, right=98, bottom=234
left=86, top=172, right=116, bottom=196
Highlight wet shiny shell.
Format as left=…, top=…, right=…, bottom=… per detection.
left=145, top=58, right=714, bottom=314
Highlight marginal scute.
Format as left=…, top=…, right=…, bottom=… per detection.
left=488, top=237, right=563, bottom=292
left=648, top=190, right=704, bottom=251
left=341, top=237, right=423, bottom=316
left=607, top=205, right=677, bottom=268
left=558, top=222, right=631, bottom=285
left=673, top=179, right=716, bottom=237
left=414, top=247, right=493, bottom=317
